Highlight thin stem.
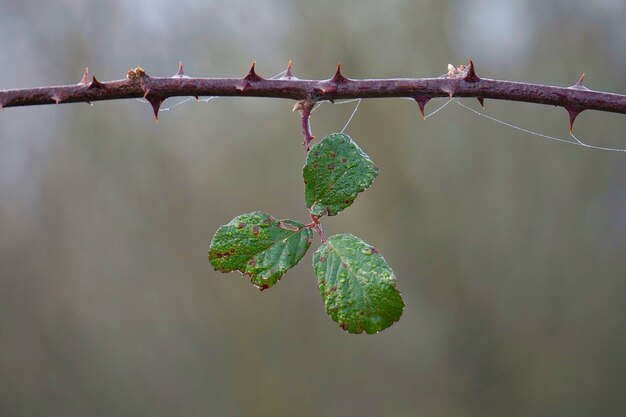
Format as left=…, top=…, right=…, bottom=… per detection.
left=294, top=99, right=316, bottom=151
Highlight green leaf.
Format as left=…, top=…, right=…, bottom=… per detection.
left=304, top=133, right=379, bottom=217
left=209, top=211, right=312, bottom=290
left=313, top=234, right=404, bottom=334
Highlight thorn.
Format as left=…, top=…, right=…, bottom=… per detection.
left=88, top=75, right=105, bottom=89
left=145, top=94, right=165, bottom=124
left=464, top=59, right=480, bottom=83
left=194, top=96, right=199, bottom=101
left=79, top=67, right=89, bottom=85
left=176, top=61, right=185, bottom=76
left=86, top=101, right=92, bottom=106
left=331, top=63, right=349, bottom=84
left=51, top=93, right=63, bottom=104
left=243, top=60, right=263, bottom=82
left=414, top=96, right=431, bottom=120
left=281, top=60, right=298, bottom=80
left=571, top=73, right=589, bottom=90
left=566, top=107, right=584, bottom=133
left=477, top=97, right=485, bottom=108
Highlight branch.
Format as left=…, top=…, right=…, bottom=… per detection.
left=2, top=60, right=626, bottom=131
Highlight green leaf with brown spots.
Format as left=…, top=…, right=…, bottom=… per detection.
left=313, top=234, right=404, bottom=334
left=304, top=133, right=379, bottom=217
left=209, top=211, right=312, bottom=290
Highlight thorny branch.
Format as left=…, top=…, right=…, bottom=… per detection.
left=2, top=60, right=626, bottom=132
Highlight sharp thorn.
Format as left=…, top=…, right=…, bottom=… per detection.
left=571, top=73, right=589, bottom=90
left=464, top=59, right=481, bottom=83
left=51, top=93, right=62, bottom=104
left=331, top=63, right=349, bottom=84
left=88, top=75, right=105, bottom=89
left=176, top=61, right=185, bottom=76
left=243, top=60, right=263, bottom=82
left=566, top=107, right=584, bottom=133
left=477, top=97, right=485, bottom=108
left=145, top=95, right=165, bottom=124
left=194, top=95, right=199, bottom=101
left=414, top=96, right=431, bottom=120
left=281, top=60, right=298, bottom=80
left=79, top=67, right=89, bottom=85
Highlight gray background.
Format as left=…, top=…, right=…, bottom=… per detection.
left=1, top=1, right=625, bottom=416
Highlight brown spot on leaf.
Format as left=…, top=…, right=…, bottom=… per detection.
left=327, top=164, right=335, bottom=170
left=252, top=226, right=260, bottom=235
left=330, top=152, right=336, bottom=157
left=236, top=222, right=246, bottom=229
left=341, top=157, right=348, bottom=163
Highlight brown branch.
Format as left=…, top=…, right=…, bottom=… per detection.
left=2, top=61, right=626, bottom=131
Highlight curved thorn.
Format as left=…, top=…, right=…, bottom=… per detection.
left=88, top=75, right=104, bottom=89
left=243, top=60, right=263, bottom=82
left=464, top=59, right=480, bottom=83
left=414, top=96, right=431, bottom=120
left=79, top=67, right=89, bottom=85
left=477, top=97, right=485, bottom=108
left=571, top=73, right=589, bottom=90
left=331, top=63, right=349, bottom=84
left=145, top=95, right=165, bottom=124
left=286, top=60, right=293, bottom=77
left=566, top=107, right=584, bottom=133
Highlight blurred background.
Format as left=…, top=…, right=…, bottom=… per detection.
left=1, top=1, right=626, bottom=416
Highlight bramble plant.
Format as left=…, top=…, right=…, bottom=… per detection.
left=208, top=132, right=404, bottom=334
left=2, top=59, right=626, bottom=333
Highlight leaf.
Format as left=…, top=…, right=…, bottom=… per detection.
left=313, top=234, right=404, bottom=334
left=209, top=211, right=312, bottom=290
left=304, top=133, right=379, bottom=217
